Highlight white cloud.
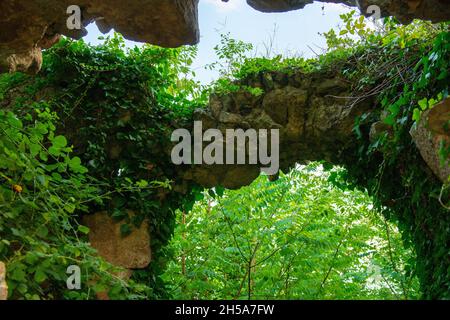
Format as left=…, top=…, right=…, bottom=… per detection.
left=203, top=0, right=245, bottom=13
left=322, top=3, right=354, bottom=14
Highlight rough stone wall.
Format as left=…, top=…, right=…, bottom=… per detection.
left=178, top=70, right=449, bottom=189
left=82, top=211, right=151, bottom=269
left=247, top=0, right=356, bottom=12
left=1, top=0, right=449, bottom=74
left=249, top=0, right=450, bottom=23
left=410, top=98, right=450, bottom=183
left=0, top=0, right=200, bottom=73
left=357, top=0, right=450, bottom=23
left=82, top=211, right=150, bottom=300
left=181, top=69, right=374, bottom=189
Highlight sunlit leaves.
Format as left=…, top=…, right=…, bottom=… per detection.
left=163, top=165, right=419, bottom=300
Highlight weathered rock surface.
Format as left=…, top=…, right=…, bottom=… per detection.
left=247, top=0, right=356, bottom=12
left=0, top=261, right=7, bottom=300
left=1, top=0, right=449, bottom=74
left=0, top=0, right=199, bottom=73
left=181, top=70, right=449, bottom=189
left=357, top=0, right=450, bottom=24
left=249, top=0, right=450, bottom=23
left=410, top=98, right=450, bottom=183
left=82, top=211, right=151, bottom=269
left=181, top=70, right=373, bottom=189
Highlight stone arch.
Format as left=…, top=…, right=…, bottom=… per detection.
left=0, top=0, right=449, bottom=300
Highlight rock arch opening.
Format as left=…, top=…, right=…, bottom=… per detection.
left=0, top=0, right=448, bottom=300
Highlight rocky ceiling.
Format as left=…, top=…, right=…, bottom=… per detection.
left=0, top=0, right=449, bottom=74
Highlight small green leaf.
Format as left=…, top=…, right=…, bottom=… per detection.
left=34, top=270, right=47, bottom=284
left=418, top=98, right=428, bottom=111
left=78, top=225, right=90, bottom=235
left=136, top=179, right=149, bottom=188
left=52, top=135, right=67, bottom=148
left=413, top=108, right=421, bottom=122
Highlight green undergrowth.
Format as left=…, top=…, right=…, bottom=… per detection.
left=0, top=34, right=205, bottom=299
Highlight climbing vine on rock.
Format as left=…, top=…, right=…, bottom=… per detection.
left=0, top=106, right=153, bottom=299
left=318, top=16, right=450, bottom=299
left=0, top=34, right=206, bottom=299
left=188, top=13, right=449, bottom=299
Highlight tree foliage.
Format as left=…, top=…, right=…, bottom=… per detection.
left=163, top=165, right=420, bottom=300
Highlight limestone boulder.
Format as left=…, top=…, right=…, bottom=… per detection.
left=357, top=0, right=450, bottom=24
left=82, top=211, right=151, bottom=269
left=248, top=0, right=450, bottom=23
left=0, top=261, right=7, bottom=300
left=247, top=0, right=315, bottom=13
left=0, top=0, right=199, bottom=73
left=247, top=0, right=356, bottom=13
left=410, top=98, right=450, bottom=183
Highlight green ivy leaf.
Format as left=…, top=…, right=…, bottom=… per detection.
left=418, top=98, right=428, bottom=111
left=78, top=225, right=90, bottom=235
left=34, top=270, right=47, bottom=284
